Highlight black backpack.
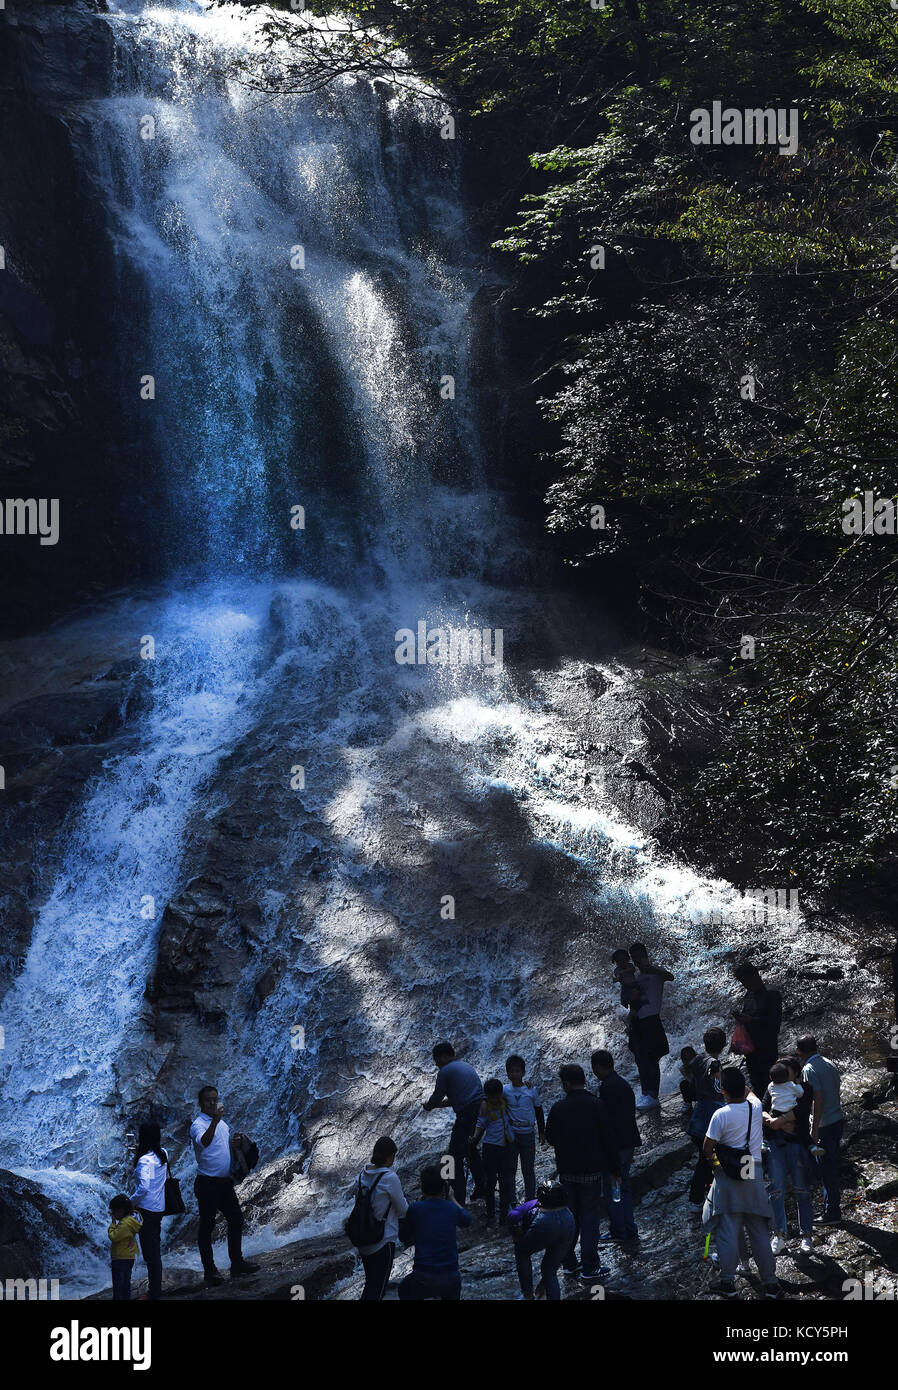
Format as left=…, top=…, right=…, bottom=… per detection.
left=344, top=1172, right=390, bottom=1248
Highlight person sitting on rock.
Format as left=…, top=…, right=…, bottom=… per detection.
left=190, top=1084, right=259, bottom=1287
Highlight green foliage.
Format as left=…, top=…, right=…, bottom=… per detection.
left=247, top=0, right=898, bottom=886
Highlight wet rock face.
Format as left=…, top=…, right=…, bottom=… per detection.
left=321, top=1087, right=898, bottom=1303
left=147, top=878, right=250, bottom=1026
left=0, top=1168, right=90, bottom=1281
left=0, top=0, right=135, bottom=634
left=0, top=662, right=142, bottom=997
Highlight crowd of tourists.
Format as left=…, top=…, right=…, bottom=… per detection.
left=107, top=946, right=844, bottom=1302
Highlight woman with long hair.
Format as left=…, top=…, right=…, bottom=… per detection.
left=131, top=1121, right=168, bottom=1300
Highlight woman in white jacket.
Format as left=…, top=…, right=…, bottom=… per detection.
left=356, top=1136, right=408, bottom=1300
left=131, top=1123, right=168, bottom=1300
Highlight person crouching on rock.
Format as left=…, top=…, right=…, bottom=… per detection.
left=191, top=1084, right=258, bottom=1287
left=509, top=1182, right=576, bottom=1302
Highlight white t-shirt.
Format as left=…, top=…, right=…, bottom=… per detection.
left=768, top=1080, right=804, bottom=1114
left=132, top=1151, right=167, bottom=1212
left=503, top=1082, right=541, bottom=1134
left=190, top=1113, right=231, bottom=1177
left=706, top=1094, right=763, bottom=1164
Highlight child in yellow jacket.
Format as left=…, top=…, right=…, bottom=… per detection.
left=108, top=1194, right=143, bottom=1301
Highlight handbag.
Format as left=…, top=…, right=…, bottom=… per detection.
left=730, top=1021, right=755, bottom=1055
left=163, top=1161, right=186, bottom=1216
left=716, top=1102, right=754, bottom=1181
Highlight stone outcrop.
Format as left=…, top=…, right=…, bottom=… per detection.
left=0, top=1168, right=91, bottom=1281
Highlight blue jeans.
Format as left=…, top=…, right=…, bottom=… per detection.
left=602, top=1147, right=637, bottom=1238
left=561, top=1178, right=603, bottom=1275
left=814, top=1120, right=843, bottom=1219
left=448, top=1101, right=486, bottom=1204
left=482, top=1142, right=515, bottom=1221
left=766, top=1136, right=813, bottom=1235
left=512, top=1133, right=537, bottom=1201
left=110, top=1259, right=133, bottom=1301
left=514, top=1208, right=576, bottom=1300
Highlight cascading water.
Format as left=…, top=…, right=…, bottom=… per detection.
left=0, top=1, right=822, bottom=1296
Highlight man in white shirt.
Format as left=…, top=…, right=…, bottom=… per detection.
left=702, top=1067, right=779, bottom=1298
left=190, top=1084, right=258, bottom=1286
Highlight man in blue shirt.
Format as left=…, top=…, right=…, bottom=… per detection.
left=423, top=1042, right=485, bottom=1204
left=796, top=1035, right=844, bottom=1224
left=398, top=1165, right=472, bottom=1300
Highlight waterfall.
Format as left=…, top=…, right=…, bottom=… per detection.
left=0, top=1, right=820, bottom=1295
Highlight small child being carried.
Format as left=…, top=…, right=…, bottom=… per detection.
left=611, top=949, right=646, bottom=1012
left=766, top=1061, right=804, bottom=1134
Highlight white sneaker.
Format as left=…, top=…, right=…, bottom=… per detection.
left=800, top=1237, right=813, bottom=1254
left=771, top=1234, right=786, bottom=1256
left=636, top=1094, right=660, bottom=1111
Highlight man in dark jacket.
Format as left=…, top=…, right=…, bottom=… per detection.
left=591, top=1050, right=640, bottom=1242
left=545, top=1064, right=620, bottom=1283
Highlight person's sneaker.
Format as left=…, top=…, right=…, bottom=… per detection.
left=636, top=1094, right=660, bottom=1111
left=562, top=1265, right=581, bottom=1278
left=578, top=1269, right=610, bottom=1285
left=816, top=1215, right=842, bottom=1226
left=709, top=1279, right=738, bottom=1298
left=230, top=1262, right=259, bottom=1278
left=771, top=1234, right=787, bottom=1255
left=598, top=1233, right=623, bottom=1245
left=735, top=1263, right=751, bottom=1277
left=514, top=1292, right=534, bottom=1301
left=763, top=1282, right=782, bottom=1300
left=203, top=1272, right=225, bottom=1287
left=800, top=1236, right=814, bottom=1254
